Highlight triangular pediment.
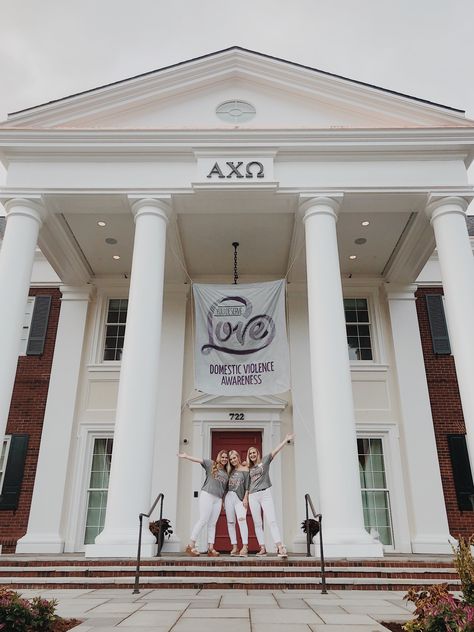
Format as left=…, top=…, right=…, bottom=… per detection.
left=2, top=48, right=472, bottom=130
left=188, top=392, right=287, bottom=411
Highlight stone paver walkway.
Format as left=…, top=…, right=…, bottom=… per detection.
left=15, top=588, right=416, bottom=631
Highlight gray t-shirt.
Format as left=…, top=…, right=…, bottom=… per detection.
left=228, top=469, right=249, bottom=501
left=249, top=454, right=273, bottom=493
left=201, top=459, right=228, bottom=498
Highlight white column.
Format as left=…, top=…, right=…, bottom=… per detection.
left=151, top=287, right=187, bottom=552
left=426, top=195, right=474, bottom=471
left=287, top=286, right=319, bottom=553
left=301, top=196, right=382, bottom=557
left=16, top=286, right=92, bottom=554
left=87, top=198, right=170, bottom=557
left=385, top=285, right=453, bottom=553
left=0, top=198, right=46, bottom=443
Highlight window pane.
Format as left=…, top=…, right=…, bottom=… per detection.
left=344, top=299, right=373, bottom=361
left=345, top=310, right=357, bottom=323
left=359, top=438, right=393, bottom=545
left=103, top=299, right=128, bottom=361
left=84, top=438, right=113, bottom=544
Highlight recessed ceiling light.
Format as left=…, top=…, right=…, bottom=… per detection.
left=97, top=221, right=106, bottom=227
left=112, top=255, right=121, bottom=260
left=361, top=221, right=370, bottom=226
left=105, top=237, right=118, bottom=245
left=355, top=238, right=367, bottom=245
left=349, top=255, right=357, bottom=260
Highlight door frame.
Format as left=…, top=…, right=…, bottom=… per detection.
left=188, top=394, right=287, bottom=552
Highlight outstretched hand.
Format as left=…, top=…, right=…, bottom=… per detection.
left=285, top=433, right=295, bottom=443
left=177, top=452, right=188, bottom=459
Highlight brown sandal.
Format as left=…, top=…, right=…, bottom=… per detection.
left=207, top=548, right=220, bottom=557
left=185, top=544, right=200, bottom=556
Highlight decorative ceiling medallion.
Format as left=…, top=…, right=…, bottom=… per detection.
left=216, top=100, right=256, bottom=123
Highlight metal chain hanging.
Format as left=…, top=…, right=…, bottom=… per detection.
left=232, top=241, right=239, bottom=284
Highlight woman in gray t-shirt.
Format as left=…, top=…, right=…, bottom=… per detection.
left=225, top=450, right=250, bottom=557
left=247, top=433, right=294, bottom=558
left=178, top=450, right=229, bottom=556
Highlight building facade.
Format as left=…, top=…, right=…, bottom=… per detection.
left=1, top=48, right=474, bottom=558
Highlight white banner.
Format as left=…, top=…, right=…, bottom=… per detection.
left=193, top=280, right=290, bottom=395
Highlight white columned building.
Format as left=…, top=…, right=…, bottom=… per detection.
left=0, top=48, right=474, bottom=558
left=88, top=198, right=171, bottom=557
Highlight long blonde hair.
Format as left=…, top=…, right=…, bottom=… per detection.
left=212, top=450, right=229, bottom=478
left=246, top=446, right=261, bottom=467
left=228, top=449, right=242, bottom=471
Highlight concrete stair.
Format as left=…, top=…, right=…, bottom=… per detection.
left=0, top=555, right=459, bottom=591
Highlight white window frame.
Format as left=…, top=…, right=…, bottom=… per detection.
left=18, top=297, right=36, bottom=356
left=343, top=284, right=386, bottom=367
left=0, top=436, right=11, bottom=493
left=356, top=424, right=411, bottom=553
left=88, top=283, right=129, bottom=367
left=64, top=424, right=114, bottom=552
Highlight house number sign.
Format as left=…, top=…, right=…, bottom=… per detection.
left=229, top=412, right=245, bottom=420
left=207, top=161, right=264, bottom=179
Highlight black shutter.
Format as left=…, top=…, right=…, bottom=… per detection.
left=0, top=434, right=29, bottom=511
left=26, top=296, right=51, bottom=356
left=426, top=294, right=451, bottom=355
left=447, top=434, right=474, bottom=511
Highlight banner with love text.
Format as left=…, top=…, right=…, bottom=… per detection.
left=193, top=280, right=290, bottom=395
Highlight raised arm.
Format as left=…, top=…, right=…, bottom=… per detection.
left=177, top=452, right=204, bottom=465
left=271, top=433, right=294, bottom=459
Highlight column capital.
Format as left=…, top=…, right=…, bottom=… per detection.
left=128, top=196, right=173, bottom=224
left=60, top=285, right=95, bottom=302
left=383, top=283, right=418, bottom=301
left=425, top=195, right=470, bottom=223
left=3, top=197, right=48, bottom=226
left=298, top=194, right=344, bottom=223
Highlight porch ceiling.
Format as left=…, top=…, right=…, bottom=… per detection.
left=41, top=190, right=430, bottom=284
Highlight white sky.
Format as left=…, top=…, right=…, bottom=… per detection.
left=0, top=0, right=473, bottom=173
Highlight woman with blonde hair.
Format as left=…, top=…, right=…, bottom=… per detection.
left=247, top=433, right=294, bottom=558
left=178, top=449, right=229, bottom=556
left=225, top=450, right=250, bottom=557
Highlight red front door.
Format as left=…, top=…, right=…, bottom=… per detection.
left=212, top=429, right=262, bottom=553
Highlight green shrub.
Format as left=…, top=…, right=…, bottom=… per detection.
left=0, top=588, right=58, bottom=632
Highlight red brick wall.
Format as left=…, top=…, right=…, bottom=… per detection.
left=0, top=288, right=61, bottom=552
left=416, top=287, right=474, bottom=537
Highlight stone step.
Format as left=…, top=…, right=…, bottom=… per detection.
left=0, top=574, right=461, bottom=590
left=0, top=564, right=457, bottom=576
left=0, top=555, right=458, bottom=590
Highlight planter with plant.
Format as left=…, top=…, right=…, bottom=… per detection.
left=149, top=518, right=173, bottom=550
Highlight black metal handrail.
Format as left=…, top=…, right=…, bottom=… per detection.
left=304, top=493, right=327, bottom=594
left=133, top=492, right=164, bottom=594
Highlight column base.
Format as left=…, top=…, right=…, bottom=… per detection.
left=161, top=534, right=181, bottom=553
left=312, top=541, right=383, bottom=558
left=16, top=533, right=65, bottom=554
left=291, top=534, right=310, bottom=555
left=411, top=534, right=456, bottom=554
left=312, top=527, right=384, bottom=558
left=85, top=542, right=157, bottom=558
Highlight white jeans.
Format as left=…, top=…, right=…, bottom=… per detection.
left=190, top=490, right=222, bottom=545
left=224, top=491, right=248, bottom=545
left=249, top=487, right=281, bottom=546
